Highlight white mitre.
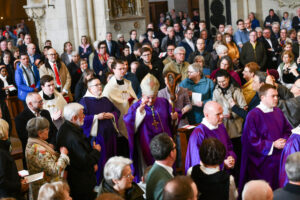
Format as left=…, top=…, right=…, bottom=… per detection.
left=140, top=73, right=160, bottom=96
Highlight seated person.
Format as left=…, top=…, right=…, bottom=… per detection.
left=188, top=138, right=238, bottom=200
left=97, top=156, right=144, bottom=200
left=0, top=65, right=17, bottom=100
left=38, top=181, right=72, bottom=200
left=0, top=119, right=28, bottom=199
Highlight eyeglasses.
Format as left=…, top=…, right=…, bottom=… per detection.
left=142, top=54, right=151, bottom=57
left=33, top=100, right=43, bottom=104
left=188, top=71, right=197, bottom=74
left=122, top=174, right=133, bottom=179
left=167, top=49, right=175, bottom=52
left=100, top=46, right=106, bottom=49
left=48, top=53, right=56, bottom=56
left=90, top=84, right=102, bottom=87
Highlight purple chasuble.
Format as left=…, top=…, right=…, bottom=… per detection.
left=279, top=133, right=300, bottom=187
left=124, top=97, right=180, bottom=179
left=239, top=107, right=292, bottom=191
left=80, top=96, right=120, bottom=184
left=185, top=123, right=236, bottom=173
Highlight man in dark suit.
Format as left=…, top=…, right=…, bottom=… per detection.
left=240, top=30, right=267, bottom=69
left=104, top=32, right=120, bottom=58
left=178, top=28, right=196, bottom=61
left=27, top=43, right=41, bottom=67
left=56, top=103, right=101, bottom=200
left=19, top=34, right=41, bottom=54
left=262, top=28, right=280, bottom=70
left=15, top=92, right=57, bottom=169
left=146, top=133, right=176, bottom=200
left=274, top=152, right=300, bottom=200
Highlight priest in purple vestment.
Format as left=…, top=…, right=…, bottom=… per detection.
left=279, top=126, right=300, bottom=187
left=185, top=101, right=236, bottom=173
left=80, top=78, right=120, bottom=184
left=239, top=84, right=292, bottom=192
left=123, top=73, right=180, bottom=180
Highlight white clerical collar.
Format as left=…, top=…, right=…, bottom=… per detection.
left=201, top=118, right=219, bottom=130
left=257, top=102, right=274, bottom=113
left=200, top=164, right=220, bottom=175
left=84, top=89, right=102, bottom=99
left=155, top=161, right=173, bottom=177
left=292, top=126, right=300, bottom=136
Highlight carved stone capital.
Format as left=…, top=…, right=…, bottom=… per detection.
left=23, top=4, right=46, bottom=20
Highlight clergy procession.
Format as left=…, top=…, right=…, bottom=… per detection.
left=2, top=5, right=300, bottom=200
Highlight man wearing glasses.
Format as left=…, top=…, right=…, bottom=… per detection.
left=15, top=92, right=57, bottom=169
left=39, top=48, right=72, bottom=101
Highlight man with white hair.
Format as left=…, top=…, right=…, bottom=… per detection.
left=161, top=27, right=182, bottom=52
left=124, top=74, right=179, bottom=180
left=56, top=103, right=101, bottom=200
left=163, top=47, right=190, bottom=80
left=271, top=22, right=281, bottom=40
left=242, top=180, right=273, bottom=200
left=276, top=152, right=300, bottom=199
left=15, top=92, right=57, bottom=168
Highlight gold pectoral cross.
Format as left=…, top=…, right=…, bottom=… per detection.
left=152, top=119, right=159, bottom=129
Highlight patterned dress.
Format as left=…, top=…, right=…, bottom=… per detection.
left=25, top=139, right=69, bottom=200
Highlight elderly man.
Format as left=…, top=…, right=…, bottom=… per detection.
left=185, top=101, right=236, bottom=173
left=188, top=38, right=214, bottom=71
left=242, top=180, right=273, bottom=200
left=277, top=152, right=300, bottom=199
left=161, top=27, right=182, bottom=52
left=178, top=28, right=196, bottom=61
left=163, top=47, right=190, bottom=80
left=15, top=53, right=40, bottom=103
left=179, top=63, right=214, bottom=124
left=271, top=22, right=281, bottom=40
left=39, top=48, right=72, bottom=101
left=163, top=176, right=197, bottom=200
left=15, top=92, right=57, bottom=168
left=240, top=30, right=267, bottom=69
left=27, top=43, right=40, bottom=67
left=267, top=79, right=300, bottom=128
left=56, top=103, right=101, bottom=200
left=146, top=134, right=177, bottom=200
left=80, top=78, right=120, bottom=183
left=262, top=28, right=280, bottom=70
left=239, top=84, right=292, bottom=191
left=124, top=74, right=179, bottom=180
left=39, top=75, right=67, bottom=129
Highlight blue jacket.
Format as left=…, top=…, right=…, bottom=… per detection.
left=233, top=30, right=249, bottom=51
left=179, top=39, right=195, bottom=61
left=179, top=77, right=214, bottom=124
left=15, top=64, right=40, bottom=101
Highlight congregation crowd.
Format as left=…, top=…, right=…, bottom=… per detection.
left=1, top=6, right=300, bottom=200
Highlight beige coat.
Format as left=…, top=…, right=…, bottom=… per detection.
left=213, top=84, right=247, bottom=138
left=39, top=61, right=72, bottom=101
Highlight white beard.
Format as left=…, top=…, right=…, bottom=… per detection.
left=76, top=118, right=84, bottom=126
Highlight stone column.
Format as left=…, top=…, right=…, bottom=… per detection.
left=70, top=0, right=79, bottom=48
left=87, top=0, right=95, bottom=42
left=75, top=0, right=89, bottom=45
left=23, top=4, right=46, bottom=50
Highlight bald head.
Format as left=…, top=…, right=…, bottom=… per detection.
left=242, top=180, right=273, bottom=200
left=203, top=101, right=223, bottom=126
left=163, top=176, right=195, bottom=200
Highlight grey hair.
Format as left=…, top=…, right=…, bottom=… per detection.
left=117, top=33, right=124, bottom=39
left=224, top=25, right=232, bottom=33
left=0, top=119, right=9, bottom=140
left=93, top=41, right=99, bottom=49
left=255, top=27, right=263, bottom=32
left=272, top=22, right=280, bottom=27
left=215, top=44, right=228, bottom=55
left=26, top=117, right=50, bottom=138
left=167, top=26, right=174, bottom=32
left=103, top=156, right=132, bottom=186
left=108, top=56, right=116, bottom=62
left=213, top=41, right=223, bottom=50
left=63, top=103, right=84, bottom=121
left=194, top=55, right=205, bottom=63
left=285, top=152, right=300, bottom=182
left=189, top=63, right=203, bottom=74
left=71, top=51, right=79, bottom=56
left=254, top=71, right=267, bottom=83
left=38, top=181, right=70, bottom=200
left=174, top=46, right=186, bottom=55
left=151, top=38, right=160, bottom=46
left=25, top=92, right=39, bottom=105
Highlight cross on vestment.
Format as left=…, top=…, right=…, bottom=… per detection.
left=152, top=119, right=159, bottom=129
